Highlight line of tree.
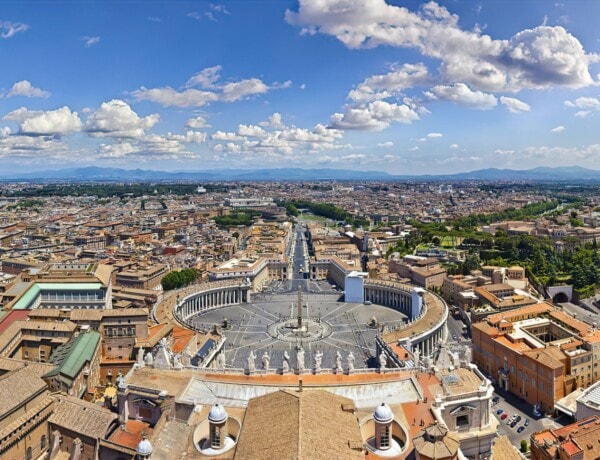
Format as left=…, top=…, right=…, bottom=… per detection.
left=213, top=211, right=260, bottom=228
left=451, top=199, right=561, bottom=231
left=5, top=183, right=228, bottom=198
left=278, top=199, right=369, bottom=229
left=161, top=268, right=198, bottom=291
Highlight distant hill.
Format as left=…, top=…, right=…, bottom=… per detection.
left=0, top=166, right=396, bottom=181
left=1, top=165, right=599, bottom=182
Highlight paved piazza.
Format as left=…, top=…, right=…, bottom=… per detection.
left=188, top=289, right=408, bottom=370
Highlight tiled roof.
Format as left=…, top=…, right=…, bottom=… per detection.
left=234, top=389, right=363, bottom=460
left=50, top=395, right=117, bottom=439
left=0, top=367, right=47, bottom=417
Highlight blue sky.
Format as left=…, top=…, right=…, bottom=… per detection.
left=0, top=0, right=599, bottom=175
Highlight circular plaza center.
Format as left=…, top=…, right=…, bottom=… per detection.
left=186, top=283, right=409, bottom=370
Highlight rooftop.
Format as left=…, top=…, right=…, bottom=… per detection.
left=49, top=394, right=118, bottom=439
left=233, top=390, right=364, bottom=460
left=45, top=330, right=101, bottom=383
left=0, top=367, right=48, bottom=417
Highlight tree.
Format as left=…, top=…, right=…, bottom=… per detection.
left=520, top=440, right=528, bottom=453
left=462, top=254, right=481, bottom=275
left=161, top=269, right=198, bottom=291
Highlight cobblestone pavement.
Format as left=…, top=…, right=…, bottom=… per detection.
left=188, top=291, right=408, bottom=371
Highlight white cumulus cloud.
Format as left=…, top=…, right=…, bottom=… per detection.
left=425, top=83, right=497, bottom=109
left=565, top=97, right=600, bottom=118
left=551, top=125, right=565, bottom=132
left=18, top=107, right=82, bottom=136
left=286, top=1, right=598, bottom=92
left=348, top=63, right=430, bottom=102
left=6, top=80, right=51, bottom=98
left=133, top=67, right=282, bottom=107
left=86, top=99, right=159, bottom=139
left=500, top=96, right=531, bottom=113
left=330, top=100, right=420, bottom=131
left=186, top=115, right=211, bottom=129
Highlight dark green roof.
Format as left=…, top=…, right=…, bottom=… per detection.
left=44, top=330, right=100, bottom=383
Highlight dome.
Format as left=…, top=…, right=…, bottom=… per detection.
left=137, top=438, right=153, bottom=456
left=208, top=403, right=228, bottom=424
left=424, top=422, right=449, bottom=442
left=373, top=403, right=393, bottom=423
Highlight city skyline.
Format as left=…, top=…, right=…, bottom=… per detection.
left=0, top=0, right=599, bottom=175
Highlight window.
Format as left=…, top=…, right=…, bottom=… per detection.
left=456, top=415, right=469, bottom=427
left=26, top=447, right=32, bottom=460
left=380, top=426, right=390, bottom=448
left=211, top=426, right=221, bottom=448
left=41, top=434, right=47, bottom=450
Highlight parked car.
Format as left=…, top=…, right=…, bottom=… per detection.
left=517, top=426, right=525, bottom=433
left=496, top=409, right=503, bottom=415
left=524, top=419, right=530, bottom=426
left=510, top=420, right=518, bottom=428
left=492, top=396, right=500, bottom=403
left=516, top=415, right=522, bottom=423
left=501, top=413, right=508, bottom=420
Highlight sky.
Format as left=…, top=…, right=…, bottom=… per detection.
left=0, top=0, right=599, bottom=175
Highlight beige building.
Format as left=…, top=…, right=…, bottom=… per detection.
left=0, top=366, right=54, bottom=460
left=48, top=395, right=118, bottom=460
left=432, top=366, right=498, bottom=459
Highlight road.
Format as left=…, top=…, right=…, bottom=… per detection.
left=558, top=302, right=600, bottom=327
left=289, top=223, right=310, bottom=292
left=446, top=313, right=472, bottom=344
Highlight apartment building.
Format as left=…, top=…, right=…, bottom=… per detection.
left=472, top=303, right=600, bottom=413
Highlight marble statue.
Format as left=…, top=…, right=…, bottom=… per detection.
left=247, top=350, right=256, bottom=373
left=314, top=350, right=323, bottom=372
left=379, top=351, right=387, bottom=369
left=137, top=347, right=145, bottom=367
left=173, top=353, right=183, bottom=370
left=347, top=352, right=355, bottom=373
left=463, top=347, right=472, bottom=365
left=262, top=351, right=270, bottom=370
left=297, top=348, right=305, bottom=374
left=335, top=351, right=343, bottom=373
left=282, top=351, right=290, bottom=373
left=144, top=351, right=154, bottom=366
left=413, top=347, right=421, bottom=368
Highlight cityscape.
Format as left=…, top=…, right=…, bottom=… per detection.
left=0, top=1, right=600, bottom=460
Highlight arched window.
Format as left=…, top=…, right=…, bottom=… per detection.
left=26, top=447, right=32, bottom=460
left=41, top=435, right=47, bottom=450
